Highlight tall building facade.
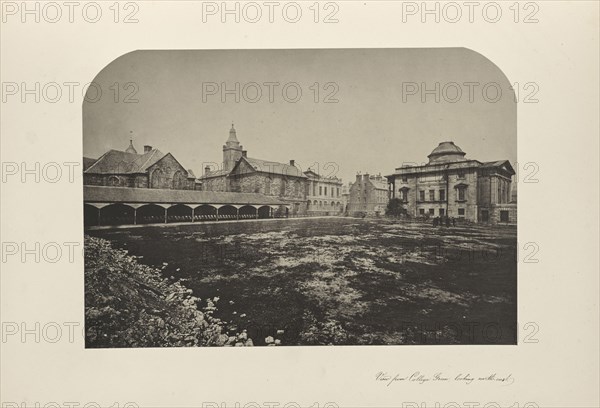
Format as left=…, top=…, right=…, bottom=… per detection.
left=200, top=125, right=309, bottom=215
left=347, top=173, right=389, bottom=216
left=304, top=169, right=343, bottom=215
left=386, top=142, right=516, bottom=224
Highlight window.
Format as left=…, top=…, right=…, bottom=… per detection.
left=265, top=177, right=271, bottom=195
left=500, top=210, right=509, bottom=222
left=439, top=189, right=446, bottom=201
left=419, top=209, right=425, bottom=215
left=458, top=208, right=465, bottom=216
left=313, top=183, right=317, bottom=196
left=399, top=188, right=408, bottom=202
left=337, top=188, right=340, bottom=197
left=429, top=190, right=435, bottom=201
left=457, top=186, right=466, bottom=201
left=428, top=209, right=435, bottom=215
left=419, top=190, right=425, bottom=201
left=108, top=176, right=120, bottom=186
left=439, top=209, right=445, bottom=216
left=324, top=187, right=328, bottom=196
left=319, top=186, right=322, bottom=196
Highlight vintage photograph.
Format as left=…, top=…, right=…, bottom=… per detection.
left=83, top=48, right=517, bottom=347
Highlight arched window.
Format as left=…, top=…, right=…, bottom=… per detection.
left=107, top=176, right=120, bottom=186
left=172, top=170, right=186, bottom=190
left=151, top=169, right=164, bottom=189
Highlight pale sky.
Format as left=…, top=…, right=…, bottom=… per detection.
left=83, top=48, right=516, bottom=183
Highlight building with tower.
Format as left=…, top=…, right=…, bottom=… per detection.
left=199, top=124, right=309, bottom=215
left=385, top=141, right=516, bottom=224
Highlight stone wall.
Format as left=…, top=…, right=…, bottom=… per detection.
left=147, top=154, right=194, bottom=190
left=202, top=176, right=228, bottom=192
left=84, top=173, right=149, bottom=188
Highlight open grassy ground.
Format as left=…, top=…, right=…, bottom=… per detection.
left=87, top=217, right=517, bottom=346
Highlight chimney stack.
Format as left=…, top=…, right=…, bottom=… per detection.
left=144, top=145, right=152, bottom=153
left=204, top=165, right=211, bottom=175
left=242, top=150, right=247, bottom=158
left=289, top=159, right=295, bottom=167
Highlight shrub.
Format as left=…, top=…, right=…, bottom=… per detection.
left=85, top=235, right=252, bottom=347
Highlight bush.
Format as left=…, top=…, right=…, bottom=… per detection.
left=85, top=235, right=252, bottom=347
left=386, top=198, right=407, bottom=217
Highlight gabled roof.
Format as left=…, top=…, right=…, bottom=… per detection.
left=83, top=157, right=97, bottom=171
left=84, top=185, right=286, bottom=206
left=84, top=149, right=165, bottom=175
left=244, top=157, right=307, bottom=178
left=481, top=160, right=516, bottom=175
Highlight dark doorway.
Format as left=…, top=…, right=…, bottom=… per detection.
left=481, top=210, right=490, bottom=223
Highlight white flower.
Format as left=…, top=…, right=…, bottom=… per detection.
left=265, top=336, right=274, bottom=344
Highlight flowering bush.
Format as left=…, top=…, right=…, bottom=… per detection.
left=85, top=236, right=252, bottom=348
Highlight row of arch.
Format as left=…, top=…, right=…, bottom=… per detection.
left=307, top=200, right=343, bottom=210
left=84, top=203, right=277, bottom=227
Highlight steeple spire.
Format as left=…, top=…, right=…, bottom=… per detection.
left=227, top=122, right=239, bottom=145
left=125, top=136, right=137, bottom=154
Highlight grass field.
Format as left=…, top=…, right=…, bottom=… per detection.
left=87, top=217, right=517, bottom=346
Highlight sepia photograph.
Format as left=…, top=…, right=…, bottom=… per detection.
left=2, top=1, right=599, bottom=407
left=83, top=48, right=518, bottom=347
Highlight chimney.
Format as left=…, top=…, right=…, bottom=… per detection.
left=242, top=150, right=247, bottom=158
left=144, top=145, right=152, bottom=153
left=356, top=173, right=362, bottom=181
left=289, top=159, right=295, bottom=167
left=204, top=166, right=211, bottom=175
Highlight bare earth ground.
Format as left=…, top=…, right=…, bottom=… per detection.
left=87, top=217, right=517, bottom=346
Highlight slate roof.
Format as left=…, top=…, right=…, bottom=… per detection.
left=199, top=156, right=307, bottom=179
left=83, top=157, right=97, bottom=171
left=245, top=157, right=307, bottom=178
left=84, top=149, right=165, bottom=174
left=199, top=168, right=230, bottom=179
left=84, top=185, right=286, bottom=206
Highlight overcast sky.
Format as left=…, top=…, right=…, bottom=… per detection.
left=83, top=48, right=516, bottom=182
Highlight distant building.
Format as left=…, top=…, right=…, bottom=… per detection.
left=348, top=173, right=389, bottom=216
left=199, top=124, right=308, bottom=215
left=304, top=169, right=343, bottom=215
left=84, top=140, right=199, bottom=190
left=341, top=182, right=351, bottom=214
left=386, top=141, right=516, bottom=224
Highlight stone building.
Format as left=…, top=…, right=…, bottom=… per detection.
left=386, top=141, right=516, bottom=224
left=84, top=140, right=199, bottom=190
left=341, top=182, right=351, bottom=214
left=304, top=169, right=343, bottom=215
left=199, top=125, right=308, bottom=215
left=347, top=173, right=389, bottom=216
